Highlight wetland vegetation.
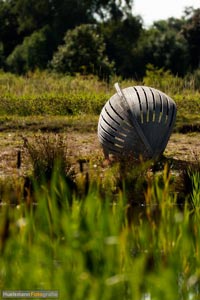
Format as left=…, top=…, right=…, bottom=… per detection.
left=0, top=71, right=199, bottom=299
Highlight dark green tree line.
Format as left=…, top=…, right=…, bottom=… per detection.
left=0, top=0, right=133, bottom=55
left=0, top=0, right=199, bottom=79
left=136, top=18, right=190, bottom=77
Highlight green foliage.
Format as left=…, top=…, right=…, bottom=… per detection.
left=0, top=161, right=200, bottom=299
left=185, top=69, right=200, bottom=90
left=1, top=1, right=200, bottom=78
left=51, top=24, right=114, bottom=79
left=0, top=0, right=20, bottom=56
left=143, top=64, right=185, bottom=93
left=0, top=0, right=133, bottom=76
left=6, top=26, right=52, bottom=74
left=182, top=8, right=200, bottom=70
left=137, top=19, right=189, bottom=77
left=187, top=164, right=200, bottom=208
left=100, top=15, right=143, bottom=78
left=0, top=72, right=110, bottom=116
left=0, top=71, right=200, bottom=134
left=22, top=133, right=76, bottom=207
left=143, top=64, right=200, bottom=96
left=12, top=0, right=133, bottom=37
left=23, top=134, right=73, bottom=181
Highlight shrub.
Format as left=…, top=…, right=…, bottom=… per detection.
left=143, top=64, right=185, bottom=93
left=50, top=24, right=114, bottom=79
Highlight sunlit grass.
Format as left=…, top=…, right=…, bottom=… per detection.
left=0, top=70, right=199, bottom=133
left=0, top=161, right=200, bottom=299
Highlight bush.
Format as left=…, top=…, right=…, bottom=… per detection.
left=50, top=24, right=114, bottom=79
left=6, top=26, right=52, bottom=74
left=143, top=64, right=185, bottom=93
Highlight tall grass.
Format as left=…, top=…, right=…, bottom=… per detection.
left=0, top=71, right=199, bottom=125
left=0, top=158, right=200, bottom=300
left=0, top=71, right=110, bottom=116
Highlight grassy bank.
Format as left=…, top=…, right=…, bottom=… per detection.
left=0, top=71, right=200, bottom=133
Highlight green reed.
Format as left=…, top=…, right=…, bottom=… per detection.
left=0, top=162, right=200, bottom=300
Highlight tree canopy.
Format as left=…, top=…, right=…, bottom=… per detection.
left=0, top=0, right=199, bottom=79
left=50, top=24, right=113, bottom=79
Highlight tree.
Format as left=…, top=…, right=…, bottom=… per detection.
left=182, top=8, right=200, bottom=70
left=101, top=14, right=143, bottom=78
left=50, top=24, right=114, bottom=79
left=135, top=18, right=190, bottom=77
left=6, top=26, right=52, bottom=73
left=0, top=0, right=22, bottom=57
left=12, top=0, right=134, bottom=45
left=0, top=0, right=134, bottom=71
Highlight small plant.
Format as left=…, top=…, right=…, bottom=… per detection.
left=23, top=133, right=73, bottom=180
left=22, top=134, right=76, bottom=206
left=175, top=157, right=200, bottom=209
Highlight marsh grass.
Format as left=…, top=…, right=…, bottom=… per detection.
left=21, top=133, right=77, bottom=208
left=176, top=160, right=200, bottom=209
left=22, top=134, right=72, bottom=180
left=0, top=71, right=110, bottom=116
left=0, top=158, right=200, bottom=299
left=0, top=133, right=200, bottom=300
